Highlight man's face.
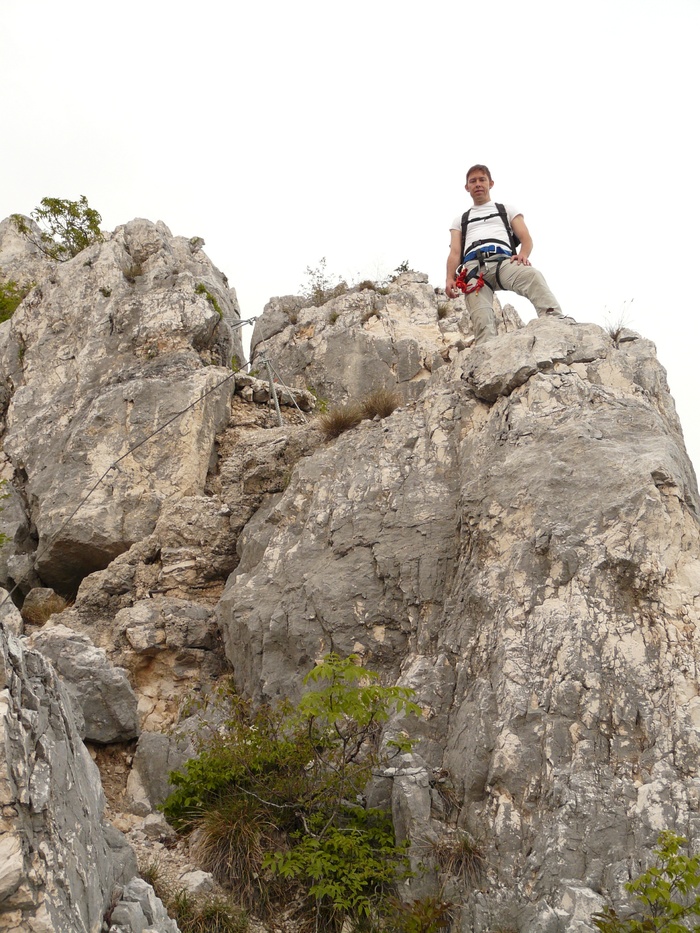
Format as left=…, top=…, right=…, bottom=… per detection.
left=466, top=171, right=494, bottom=205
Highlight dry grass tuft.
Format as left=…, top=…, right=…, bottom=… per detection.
left=21, top=591, right=69, bottom=626
left=422, top=832, right=486, bottom=887
left=318, top=403, right=364, bottom=440
left=191, top=805, right=288, bottom=915
left=360, top=387, right=401, bottom=420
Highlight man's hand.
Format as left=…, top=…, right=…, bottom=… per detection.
left=510, top=253, right=531, bottom=265
left=445, top=278, right=460, bottom=299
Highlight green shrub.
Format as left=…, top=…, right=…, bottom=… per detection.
left=12, top=196, right=102, bottom=261
left=162, top=655, right=419, bottom=929
left=593, top=830, right=700, bottom=931
left=196, top=282, right=223, bottom=318
left=391, top=260, right=413, bottom=279
left=0, top=280, right=33, bottom=323
left=382, top=895, right=454, bottom=933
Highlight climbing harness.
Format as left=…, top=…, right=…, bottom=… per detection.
left=460, top=202, right=520, bottom=260
left=454, top=249, right=513, bottom=296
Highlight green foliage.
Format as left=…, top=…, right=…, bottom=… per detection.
left=301, top=258, right=348, bottom=307
left=195, top=282, right=223, bottom=319
left=12, top=195, right=102, bottom=261
left=0, top=280, right=33, bottom=323
left=382, top=895, right=454, bottom=933
left=162, top=656, right=419, bottom=929
left=264, top=810, right=405, bottom=927
left=594, top=831, right=700, bottom=932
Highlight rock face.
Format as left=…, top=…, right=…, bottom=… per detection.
left=250, top=272, right=522, bottom=405
left=219, top=315, right=700, bottom=931
left=0, top=217, right=242, bottom=592
left=4, top=207, right=700, bottom=933
left=0, top=624, right=139, bottom=931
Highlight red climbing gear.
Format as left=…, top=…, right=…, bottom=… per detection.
left=455, top=266, right=486, bottom=295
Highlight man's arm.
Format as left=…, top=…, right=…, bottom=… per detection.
left=445, top=229, right=463, bottom=298
left=510, top=214, right=533, bottom=265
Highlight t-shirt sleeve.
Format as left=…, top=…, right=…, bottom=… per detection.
left=506, top=203, right=522, bottom=222
left=450, top=215, right=462, bottom=231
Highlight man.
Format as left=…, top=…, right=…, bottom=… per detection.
left=445, top=164, right=566, bottom=345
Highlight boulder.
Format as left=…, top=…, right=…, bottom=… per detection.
left=28, top=623, right=139, bottom=742
left=250, top=274, right=523, bottom=406
left=0, top=219, right=241, bottom=591
left=0, top=625, right=137, bottom=930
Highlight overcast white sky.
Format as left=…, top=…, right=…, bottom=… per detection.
left=3, top=0, right=699, bottom=475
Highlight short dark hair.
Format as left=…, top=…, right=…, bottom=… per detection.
left=466, top=164, right=493, bottom=182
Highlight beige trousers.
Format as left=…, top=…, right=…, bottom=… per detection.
left=464, top=257, right=562, bottom=345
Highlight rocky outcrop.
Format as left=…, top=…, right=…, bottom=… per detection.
left=0, top=218, right=242, bottom=593
left=250, top=272, right=522, bottom=405
left=27, top=624, right=139, bottom=743
left=4, top=204, right=700, bottom=933
left=0, top=623, right=158, bottom=931
left=219, top=314, right=700, bottom=931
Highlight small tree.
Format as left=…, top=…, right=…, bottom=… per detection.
left=301, top=258, right=347, bottom=307
left=162, top=654, right=420, bottom=930
left=12, top=195, right=103, bottom=261
left=594, top=831, right=700, bottom=932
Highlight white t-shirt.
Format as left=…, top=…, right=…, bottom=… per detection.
left=450, top=201, right=521, bottom=257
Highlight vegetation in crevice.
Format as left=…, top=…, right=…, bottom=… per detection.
left=162, top=654, right=420, bottom=931
left=196, top=282, right=223, bottom=319
left=594, top=831, right=700, bottom=931
left=0, top=280, right=34, bottom=323
left=318, top=387, right=401, bottom=441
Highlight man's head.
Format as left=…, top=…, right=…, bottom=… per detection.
left=465, top=164, right=494, bottom=205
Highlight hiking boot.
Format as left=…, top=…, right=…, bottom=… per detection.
left=543, top=309, right=576, bottom=322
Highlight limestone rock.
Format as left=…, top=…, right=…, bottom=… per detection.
left=0, top=216, right=53, bottom=290
left=249, top=274, right=521, bottom=406
left=0, top=626, right=137, bottom=931
left=126, top=729, right=194, bottom=814
left=19, top=587, right=67, bottom=626
left=27, top=623, right=139, bottom=743
left=0, top=588, right=22, bottom=636
left=108, top=877, right=179, bottom=933
left=218, top=316, right=700, bottom=929
left=0, top=218, right=241, bottom=592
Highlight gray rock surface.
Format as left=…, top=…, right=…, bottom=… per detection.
left=0, top=625, right=138, bottom=931
left=27, top=623, right=139, bottom=743
left=5, top=207, right=700, bottom=932
left=250, top=273, right=522, bottom=406
left=219, top=315, right=700, bottom=930
left=0, top=218, right=242, bottom=592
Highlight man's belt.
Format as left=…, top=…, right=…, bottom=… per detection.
left=463, top=244, right=512, bottom=263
